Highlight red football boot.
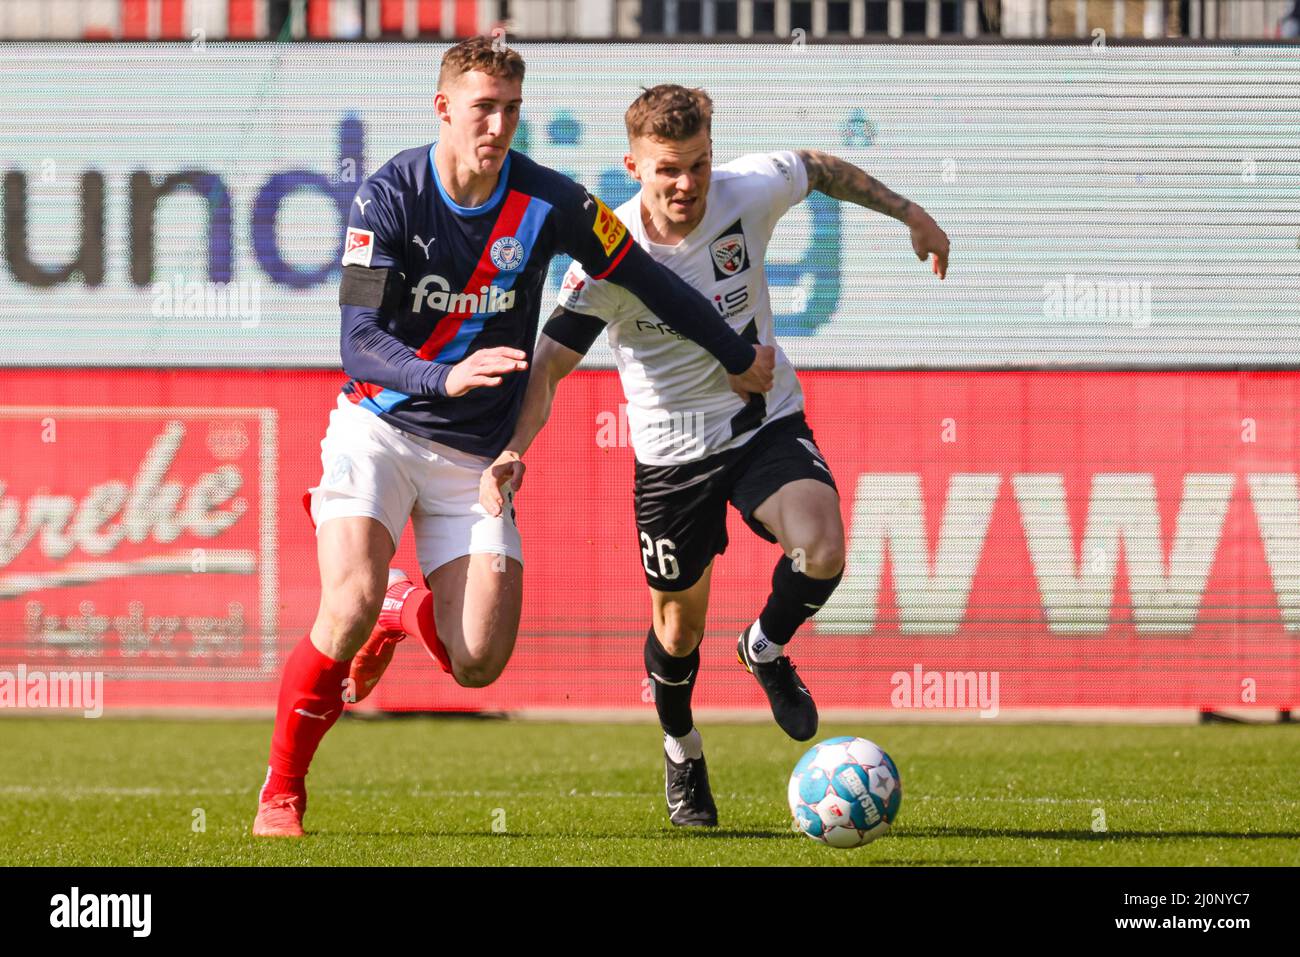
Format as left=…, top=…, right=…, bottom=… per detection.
left=252, top=782, right=307, bottom=838
left=347, top=569, right=422, bottom=703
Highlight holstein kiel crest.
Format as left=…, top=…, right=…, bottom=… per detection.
left=709, top=219, right=750, bottom=281
left=490, top=235, right=526, bottom=272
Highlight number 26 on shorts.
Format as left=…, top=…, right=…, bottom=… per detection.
left=640, top=533, right=679, bottom=580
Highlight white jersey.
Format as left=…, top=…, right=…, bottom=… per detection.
left=555, top=151, right=809, bottom=466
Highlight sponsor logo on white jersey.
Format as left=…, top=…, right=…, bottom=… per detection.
left=713, top=285, right=751, bottom=319
left=633, top=318, right=687, bottom=340
left=411, top=274, right=516, bottom=314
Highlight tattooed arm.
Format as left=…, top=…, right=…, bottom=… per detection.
left=796, top=148, right=950, bottom=279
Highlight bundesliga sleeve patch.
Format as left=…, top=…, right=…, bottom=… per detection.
left=589, top=194, right=628, bottom=256
left=342, top=227, right=375, bottom=267
left=558, top=269, right=586, bottom=306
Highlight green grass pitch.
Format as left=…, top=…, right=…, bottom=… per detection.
left=3, top=717, right=1298, bottom=866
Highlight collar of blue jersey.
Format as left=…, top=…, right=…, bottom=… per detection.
left=428, top=143, right=512, bottom=216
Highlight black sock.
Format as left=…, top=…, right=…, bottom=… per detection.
left=643, top=625, right=699, bottom=738
left=758, top=556, right=843, bottom=646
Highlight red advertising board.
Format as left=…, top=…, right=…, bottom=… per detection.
left=1, top=369, right=1296, bottom=713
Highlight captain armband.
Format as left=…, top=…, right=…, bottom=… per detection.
left=339, top=265, right=407, bottom=313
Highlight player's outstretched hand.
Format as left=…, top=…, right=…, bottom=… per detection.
left=728, top=344, right=776, bottom=398
left=445, top=346, right=529, bottom=397
left=906, top=205, right=950, bottom=280
left=480, top=451, right=525, bottom=518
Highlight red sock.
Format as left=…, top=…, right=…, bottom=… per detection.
left=264, top=635, right=351, bottom=796
left=399, top=587, right=452, bottom=675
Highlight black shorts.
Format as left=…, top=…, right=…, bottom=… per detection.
left=632, top=411, right=838, bottom=592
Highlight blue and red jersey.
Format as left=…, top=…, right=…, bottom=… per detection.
left=338, top=145, right=755, bottom=457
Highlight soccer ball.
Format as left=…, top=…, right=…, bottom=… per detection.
left=788, top=736, right=902, bottom=848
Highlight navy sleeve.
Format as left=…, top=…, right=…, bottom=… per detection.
left=340, top=306, right=453, bottom=397
left=338, top=174, right=454, bottom=398
left=555, top=185, right=756, bottom=376
left=543, top=306, right=605, bottom=355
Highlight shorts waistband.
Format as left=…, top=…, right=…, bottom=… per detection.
left=334, top=393, right=492, bottom=470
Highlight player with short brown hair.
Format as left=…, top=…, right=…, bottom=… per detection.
left=482, top=82, right=949, bottom=826
left=252, top=52, right=775, bottom=838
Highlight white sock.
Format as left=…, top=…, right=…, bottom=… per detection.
left=747, top=620, right=782, bottom=664
left=663, top=727, right=703, bottom=763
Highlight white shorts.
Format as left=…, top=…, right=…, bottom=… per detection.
left=307, top=394, right=523, bottom=577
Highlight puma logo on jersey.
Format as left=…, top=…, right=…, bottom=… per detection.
left=353, top=195, right=372, bottom=216
left=412, top=235, right=435, bottom=259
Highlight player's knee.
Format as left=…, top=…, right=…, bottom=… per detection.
left=657, top=621, right=704, bottom=657
left=312, top=619, right=371, bottom=661
left=792, top=538, right=845, bottom=580
left=314, top=582, right=383, bottom=658
left=451, top=658, right=505, bottom=689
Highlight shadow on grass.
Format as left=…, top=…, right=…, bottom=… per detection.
left=281, top=825, right=1300, bottom=842
left=304, top=828, right=798, bottom=840
left=896, top=826, right=1300, bottom=841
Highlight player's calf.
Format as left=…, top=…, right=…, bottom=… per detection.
left=644, top=625, right=717, bottom=826
left=253, top=516, right=395, bottom=837
left=254, top=634, right=353, bottom=838
left=747, top=551, right=844, bottom=662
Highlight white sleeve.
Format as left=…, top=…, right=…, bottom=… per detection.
left=555, top=260, right=628, bottom=325
left=723, top=150, right=810, bottom=235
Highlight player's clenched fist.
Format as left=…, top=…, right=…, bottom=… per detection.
left=445, top=346, right=529, bottom=397
left=728, top=344, right=776, bottom=398
left=479, top=450, right=525, bottom=518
